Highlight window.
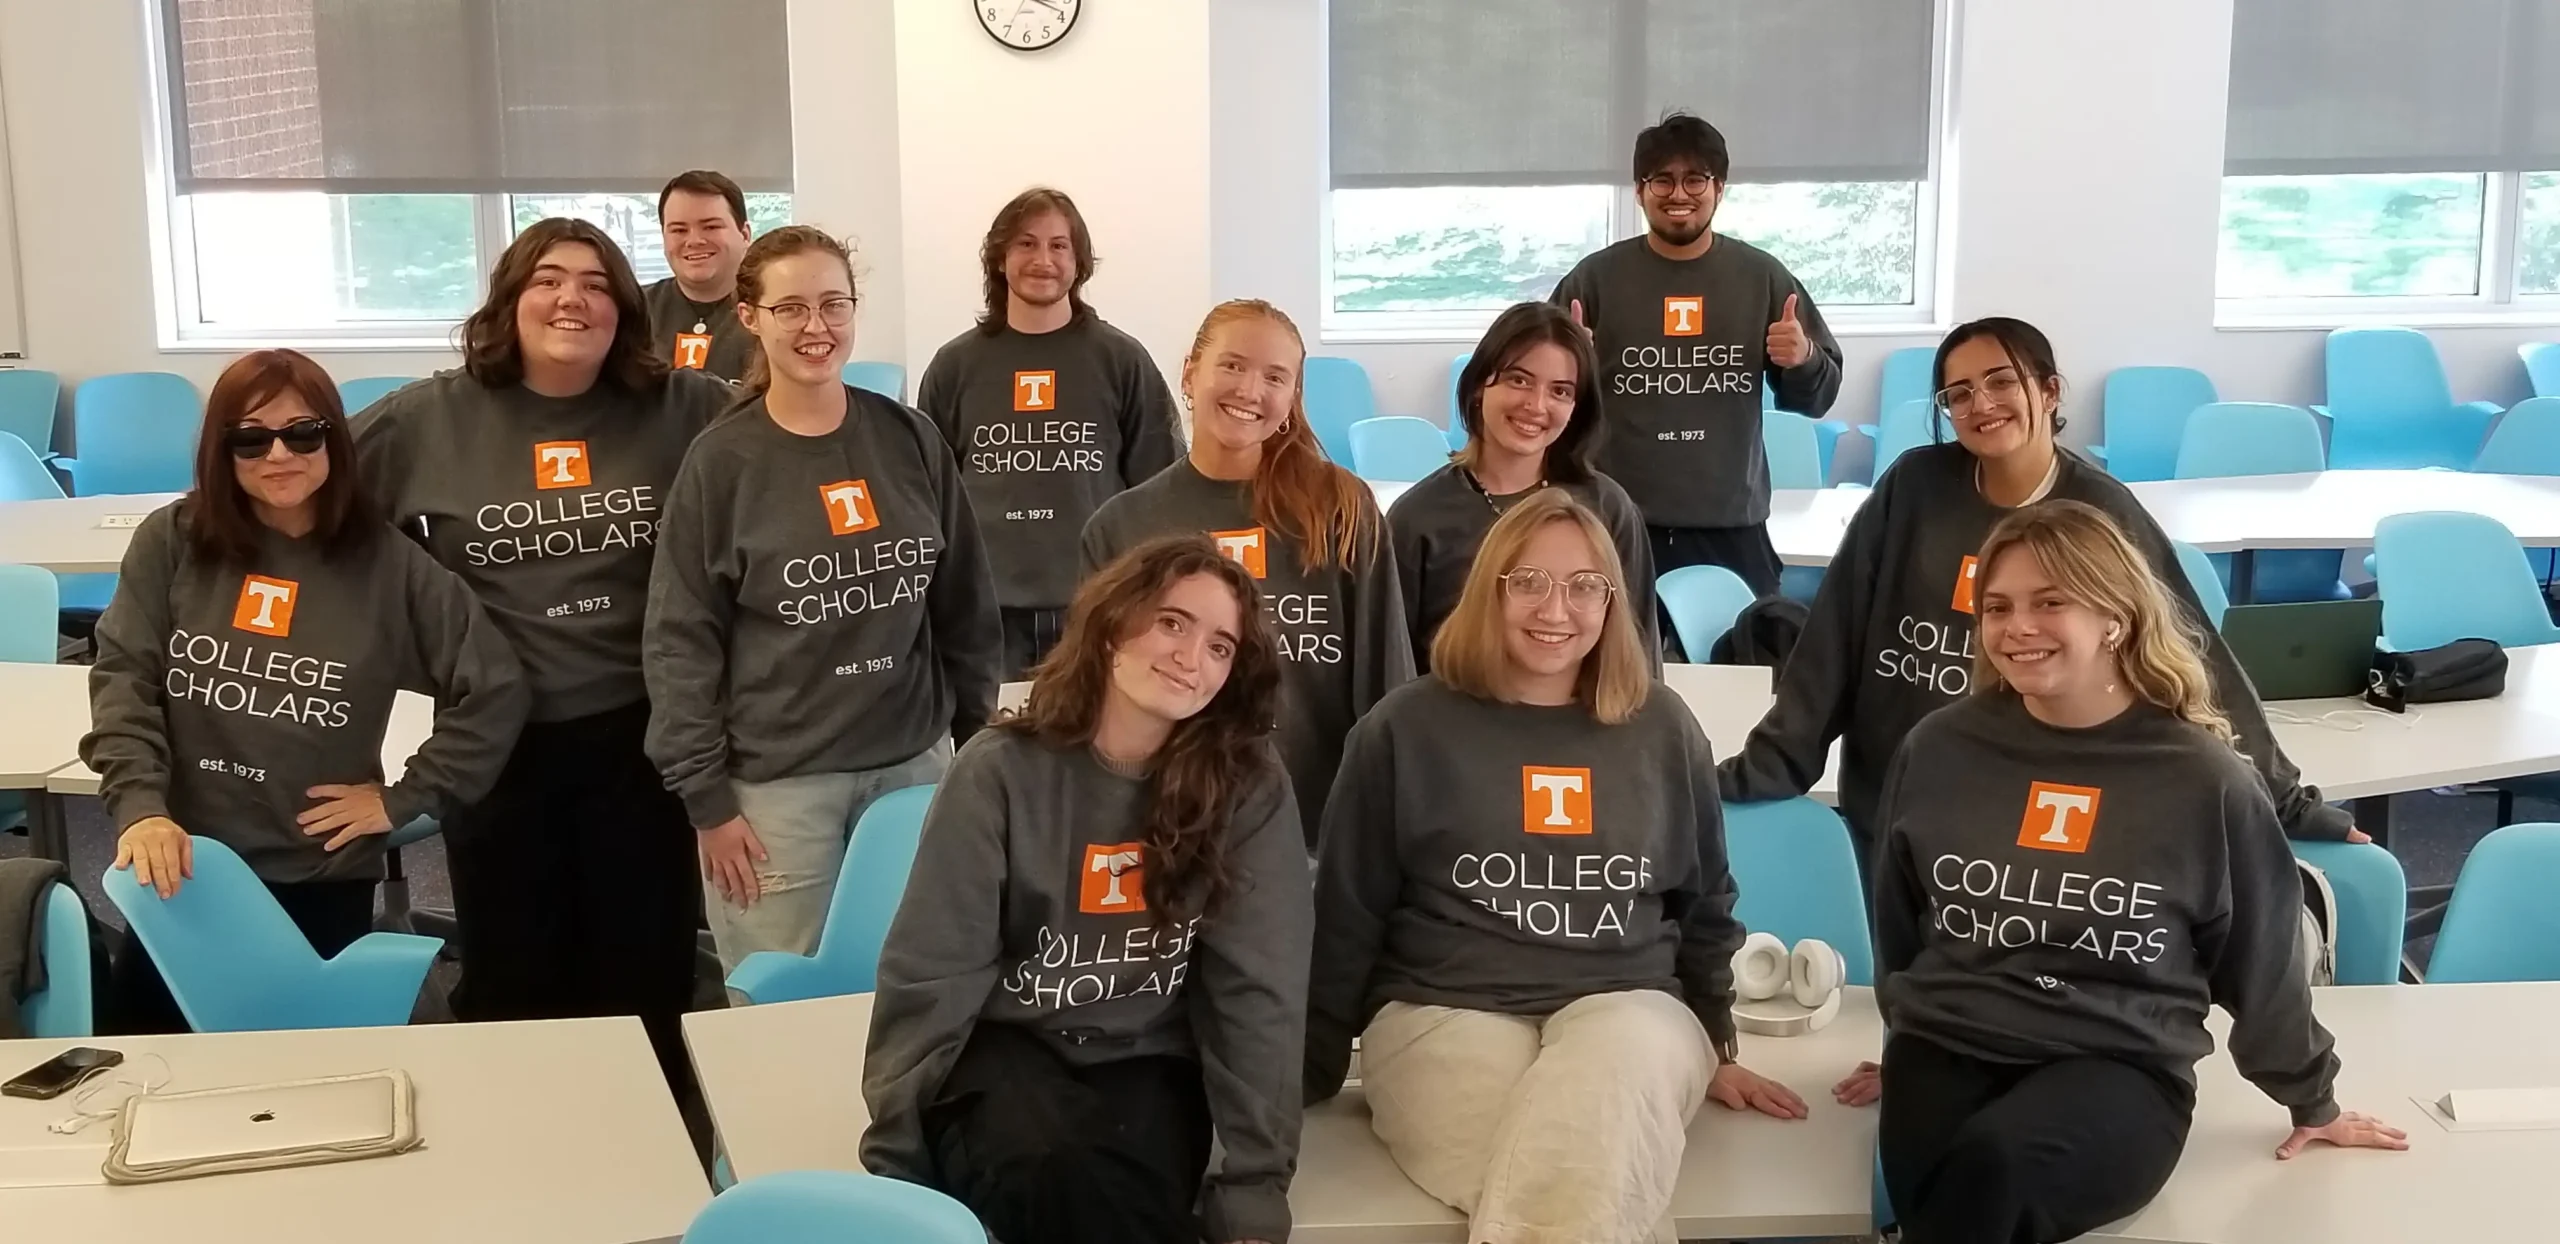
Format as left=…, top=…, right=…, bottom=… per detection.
left=150, top=0, right=792, bottom=343
left=2219, top=0, right=2560, bottom=315
left=1322, top=0, right=1948, bottom=338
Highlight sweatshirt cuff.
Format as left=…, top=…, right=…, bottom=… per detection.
left=2286, top=797, right=2356, bottom=843
left=681, top=777, right=742, bottom=830
left=105, top=788, right=172, bottom=832
left=380, top=783, right=432, bottom=834
left=1202, top=1178, right=1293, bottom=1244
left=2291, top=1097, right=2341, bottom=1129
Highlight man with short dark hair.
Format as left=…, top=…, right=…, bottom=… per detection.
left=1553, top=112, right=1842, bottom=603
left=645, top=170, right=756, bottom=382
left=917, top=188, right=1183, bottom=679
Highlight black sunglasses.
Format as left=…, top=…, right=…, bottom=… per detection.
left=225, top=418, right=331, bottom=460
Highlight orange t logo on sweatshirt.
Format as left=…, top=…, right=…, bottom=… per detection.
left=232, top=575, right=298, bottom=637
left=820, top=479, right=880, bottom=536
left=1663, top=296, right=1705, bottom=337
left=1211, top=528, right=1267, bottom=579
left=2018, top=782, right=2101, bottom=853
left=1522, top=766, right=1594, bottom=835
left=1079, top=843, right=1148, bottom=913
left=1952, top=555, right=1980, bottom=615
left=534, top=441, right=591, bottom=489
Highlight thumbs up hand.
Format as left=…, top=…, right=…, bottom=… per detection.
left=1767, top=293, right=1811, bottom=368
left=1568, top=298, right=1591, bottom=339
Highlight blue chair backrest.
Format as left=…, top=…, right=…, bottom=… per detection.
left=1347, top=416, right=1451, bottom=483
left=1878, top=346, right=1937, bottom=418
left=1723, top=798, right=1875, bottom=986
left=729, top=785, right=938, bottom=1003
left=683, top=1170, right=984, bottom=1244
left=2477, top=396, right=2560, bottom=475
left=2520, top=342, right=2560, bottom=399
left=2371, top=511, right=2560, bottom=650
left=2100, top=366, right=2219, bottom=484
left=1657, top=564, right=1759, bottom=663
left=0, top=369, right=61, bottom=458
left=842, top=361, right=907, bottom=403
left=2327, top=326, right=2453, bottom=418
left=71, top=372, right=200, bottom=496
left=1762, top=410, right=1823, bottom=489
left=1871, top=399, right=1949, bottom=480
left=1302, top=356, right=1378, bottom=466
left=1444, top=352, right=1472, bottom=449
left=0, top=431, right=63, bottom=501
left=22, top=883, right=94, bottom=1038
left=2289, top=839, right=2407, bottom=986
left=0, top=569, right=61, bottom=662
left=2171, top=541, right=2229, bottom=630
left=334, top=376, right=415, bottom=417
left=2429, top=823, right=2560, bottom=983
left=2174, top=402, right=2326, bottom=479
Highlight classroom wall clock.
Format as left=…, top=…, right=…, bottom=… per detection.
left=977, top=0, right=1080, bottom=51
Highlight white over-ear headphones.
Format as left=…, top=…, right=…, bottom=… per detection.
left=1730, top=931, right=1844, bottom=1037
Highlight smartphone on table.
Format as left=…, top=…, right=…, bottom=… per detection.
left=3, top=1047, right=124, bottom=1100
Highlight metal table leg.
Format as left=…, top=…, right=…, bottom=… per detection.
left=25, top=789, right=67, bottom=863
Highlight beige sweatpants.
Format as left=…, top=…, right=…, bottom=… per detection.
left=1360, top=989, right=1716, bottom=1244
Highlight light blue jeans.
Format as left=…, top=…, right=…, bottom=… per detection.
left=709, top=740, right=952, bottom=971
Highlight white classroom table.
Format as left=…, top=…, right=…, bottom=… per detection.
left=2086, top=982, right=2560, bottom=1244
left=0, top=661, right=100, bottom=861
left=0, top=1016, right=709, bottom=1244
left=0, top=493, right=182, bottom=575
left=1364, top=479, right=1855, bottom=568
left=681, top=989, right=1884, bottom=1243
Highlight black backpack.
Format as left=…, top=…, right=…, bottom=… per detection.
left=1710, top=595, right=1810, bottom=668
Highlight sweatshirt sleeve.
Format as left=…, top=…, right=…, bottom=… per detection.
left=2101, top=484, right=2354, bottom=841
left=2202, top=773, right=2343, bottom=1128
left=80, top=508, right=185, bottom=830
left=379, top=542, right=528, bottom=829
left=1304, top=712, right=1402, bottom=1103
left=1386, top=497, right=1432, bottom=670
left=1766, top=267, right=1844, bottom=419
left=1717, top=469, right=1890, bottom=803
left=641, top=451, right=744, bottom=828
left=861, top=745, right=1010, bottom=1183
left=1597, top=478, right=1663, bottom=672
left=1190, top=762, right=1314, bottom=1244
left=1117, top=336, right=1185, bottom=486
left=922, top=419, right=1003, bottom=743
left=914, top=343, right=961, bottom=450
left=1665, top=708, right=1743, bottom=1061
left=1346, top=517, right=1417, bottom=720
left=1548, top=256, right=1599, bottom=334
left=1868, top=744, right=1927, bottom=1001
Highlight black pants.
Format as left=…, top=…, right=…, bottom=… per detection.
left=106, top=877, right=378, bottom=1035
left=1001, top=606, right=1067, bottom=683
left=923, top=1021, right=1212, bottom=1244
left=1651, top=522, right=1781, bottom=658
left=1879, top=1032, right=2194, bottom=1244
left=441, top=700, right=700, bottom=1095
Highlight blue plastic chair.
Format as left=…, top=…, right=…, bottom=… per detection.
left=20, top=883, right=93, bottom=1038
left=0, top=369, right=60, bottom=460
left=729, top=785, right=938, bottom=1005
left=1722, top=798, right=1875, bottom=986
left=2476, top=396, right=2560, bottom=580
left=0, top=439, right=111, bottom=614
left=682, top=1170, right=984, bottom=1244
left=842, top=361, right=907, bottom=402
left=2289, top=839, right=2407, bottom=986
left=0, top=566, right=60, bottom=660
left=1762, top=410, right=1823, bottom=490
left=1347, top=416, right=1451, bottom=483
left=1864, top=399, right=1950, bottom=481
left=2172, top=541, right=2230, bottom=631
left=2175, top=403, right=2346, bottom=603
left=2427, top=823, right=2560, bottom=983
left=1877, top=345, right=1937, bottom=419
left=1444, top=353, right=1472, bottom=450
left=2098, top=366, right=2218, bottom=483
left=61, top=373, right=199, bottom=496
left=2319, top=327, right=2501, bottom=470
left=101, top=837, right=438, bottom=1032
left=334, top=376, right=415, bottom=416
left=1302, top=356, right=1378, bottom=466
left=1657, top=564, right=1759, bottom=663
left=2370, top=512, right=2560, bottom=651
left=2521, top=343, right=2560, bottom=399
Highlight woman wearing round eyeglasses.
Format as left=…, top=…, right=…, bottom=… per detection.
left=1721, top=316, right=2361, bottom=900
left=643, top=225, right=1001, bottom=969
left=1308, top=489, right=1806, bottom=1242
left=84, top=348, right=526, bottom=1033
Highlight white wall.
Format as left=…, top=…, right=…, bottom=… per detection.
left=788, top=0, right=909, bottom=368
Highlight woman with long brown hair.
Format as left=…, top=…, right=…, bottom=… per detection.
left=1862, top=500, right=2402, bottom=1243
left=644, top=225, right=1000, bottom=971
left=864, top=534, right=1310, bottom=1244
left=87, top=348, right=525, bottom=1032
left=1080, top=299, right=1411, bottom=841
left=1308, top=490, right=1805, bottom=1244
left=354, top=218, right=730, bottom=1083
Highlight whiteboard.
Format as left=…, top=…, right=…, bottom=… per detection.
left=0, top=54, right=25, bottom=358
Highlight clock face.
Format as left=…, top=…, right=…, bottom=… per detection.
left=978, top=0, right=1080, bottom=51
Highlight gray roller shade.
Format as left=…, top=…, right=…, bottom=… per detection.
left=2225, top=0, right=2560, bottom=176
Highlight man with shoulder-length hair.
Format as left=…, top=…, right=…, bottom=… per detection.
left=645, top=169, right=756, bottom=381
left=918, top=187, right=1183, bottom=679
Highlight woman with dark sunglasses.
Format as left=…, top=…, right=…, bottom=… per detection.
left=84, top=348, right=526, bottom=1033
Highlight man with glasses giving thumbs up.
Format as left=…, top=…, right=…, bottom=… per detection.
left=1552, top=111, right=1841, bottom=612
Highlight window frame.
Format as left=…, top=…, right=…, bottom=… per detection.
left=2213, top=168, right=2560, bottom=328
left=1316, top=0, right=1958, bottom=344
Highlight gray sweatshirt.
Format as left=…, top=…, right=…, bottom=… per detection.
left=643, top=278, right=755, bottom=383
left=1873, top=695, right=2342, bottom=1126
left=1305, top=677, right=1744, bottom=1102
left=917, top=315, right=1184, bottom=611
left=1719, top=443, right=2354, bottom=860
left=82, top=503, right=528, bottom=883
left=354, top=369, right=732, bottom=723
left=1081, top=460, right=1415, bottom=842
left=1387, top=465, right=1660, bottom=673
left=1550, top=235, right=1842, bottom=529
left=643, top=389, right=1004, bottom=828
left=862, top=729, right=1311, bottom=1244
